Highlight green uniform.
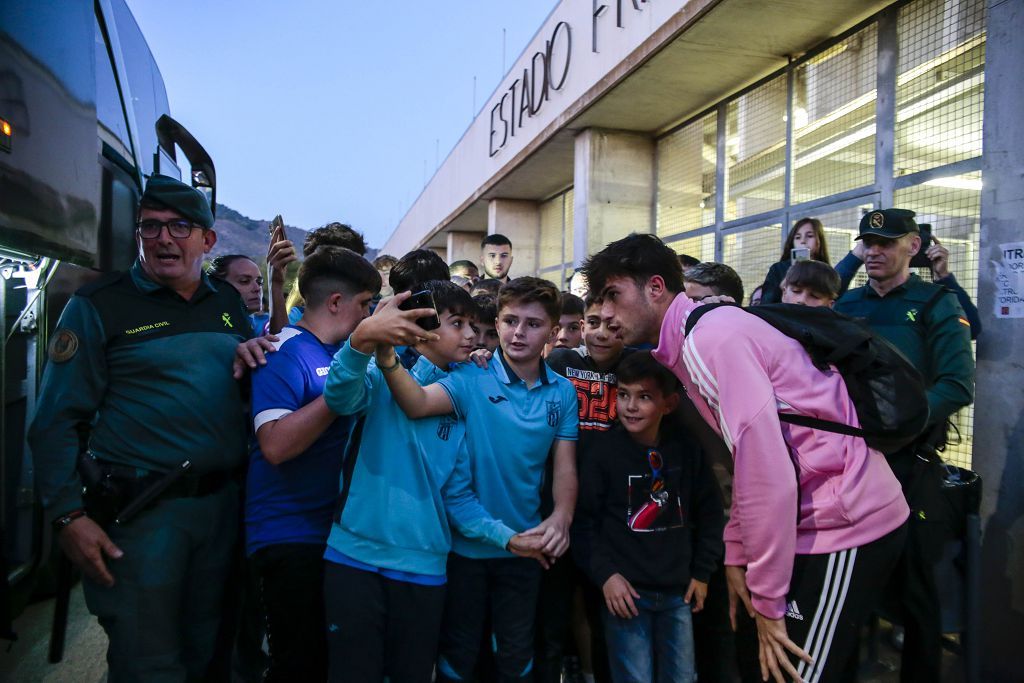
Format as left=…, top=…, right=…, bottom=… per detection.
left=28, top=259, right=252, bottom=683
left=835, top=273, right=974, bottom=429
left=835, top=273, right=974, bottom=683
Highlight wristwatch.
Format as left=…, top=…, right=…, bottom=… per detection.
left=52, top=509, right=87, bottom=531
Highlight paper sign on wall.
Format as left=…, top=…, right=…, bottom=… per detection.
left=994, top=242, right=1024, bottom=318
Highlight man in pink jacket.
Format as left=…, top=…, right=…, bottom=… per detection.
left=582, top=234, right=910, bottom=683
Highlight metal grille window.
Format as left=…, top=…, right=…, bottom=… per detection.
left=895, top=0, right=986, bottom=176
left=722, top=224, right=783, bottom=299
left=538, top=194, right=564, bottom=272
left=812, top=202, right=877, bottom=290
left=893, top=173, right=980, bottom=469
left=538, top=189, right=574, bottom=285
left=564, top=188, right=575, bottom=270
left=657, top=112, right=717, bottom=238
left=792, top=25, right=878, bottom=203
left=641, top=0, right=985, bottom=466
left=668, top=233, right=716, bottom=265
left=725, top=77, right=787, bottom=221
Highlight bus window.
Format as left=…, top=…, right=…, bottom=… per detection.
left=111, top=0, right=171, bottom=178
left=95, top=15, right=133, bottom=164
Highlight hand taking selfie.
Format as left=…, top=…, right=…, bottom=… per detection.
left=926, top=238, right=950, bottom=280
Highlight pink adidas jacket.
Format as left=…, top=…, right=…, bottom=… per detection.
left=652, top=295, right=909, bottom=619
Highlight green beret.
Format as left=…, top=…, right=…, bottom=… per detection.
left=141, top=174, right=215, bottom=229
left=856, top=208, right=918, bottom=240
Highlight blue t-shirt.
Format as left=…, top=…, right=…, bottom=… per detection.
left=438, top=348, right=579, bottom=559
left=245, top=326, right=354, bottom=555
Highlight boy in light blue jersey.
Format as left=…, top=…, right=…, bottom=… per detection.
left=380, top=276, right=579, bottom=683
left=321, top=279, right=544, bottom=683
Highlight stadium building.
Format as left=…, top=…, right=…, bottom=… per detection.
left=380, top=0, right=1024, bottom=677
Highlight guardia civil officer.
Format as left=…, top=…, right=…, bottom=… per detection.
left=29, top=175, right=252, bottom=682
left=835, top=208, right=975, bottom=683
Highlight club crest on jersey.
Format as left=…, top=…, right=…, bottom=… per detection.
left=546, top=400, right=561, bottom=427
left=437, top=415, right=455, bottom=441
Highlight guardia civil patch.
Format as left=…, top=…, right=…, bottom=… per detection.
left=48, top=329, right=79, bottom=363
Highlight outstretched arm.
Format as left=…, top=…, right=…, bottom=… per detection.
left=443, top=443, right=516, bottom=549
left=374, top=346, right=454, bottom=418
left=684, top=331, right=797, bottom=621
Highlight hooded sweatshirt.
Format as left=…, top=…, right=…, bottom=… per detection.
left=322, top=343, right=515, bottom=577
left=652, top=295, right=909, bottom=619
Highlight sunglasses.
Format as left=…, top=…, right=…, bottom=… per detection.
left=647, top=448, right=669, bottom=505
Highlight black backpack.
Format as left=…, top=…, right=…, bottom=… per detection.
left=684, top=303, right=930, bottom=454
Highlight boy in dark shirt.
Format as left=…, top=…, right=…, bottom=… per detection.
left=573, top=351, right=724, bottom=683
left=539, top=295, right=629, bottom=682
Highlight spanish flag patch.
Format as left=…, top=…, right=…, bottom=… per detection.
left=958, top=317, right=970, bottom=327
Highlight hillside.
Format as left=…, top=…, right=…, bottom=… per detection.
left=209, top=205, right=378, bottom=264
left=208, top=204, right=309, bottom=262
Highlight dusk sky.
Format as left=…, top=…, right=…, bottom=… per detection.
left=125, top=1, right=557, bottom=248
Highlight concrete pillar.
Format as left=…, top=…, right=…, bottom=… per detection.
left=974, top=1, right=1024, bottom=679
left=446, top=230, right=485, bottom=266
left=487, top=199, right=540, bottom=278
left=573, top=129, right=655, bottom=262
left=428, top=247, right=447, bottom=263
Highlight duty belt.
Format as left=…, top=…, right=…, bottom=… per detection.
left=96, top=460, right=235, bottom=499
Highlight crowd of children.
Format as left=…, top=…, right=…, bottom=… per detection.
left=34, top=171, right=972, bottom=683
left=227, top=223, right=960, bottom=683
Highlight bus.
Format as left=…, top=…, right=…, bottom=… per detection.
left=0, top=0, right=216, bottom=638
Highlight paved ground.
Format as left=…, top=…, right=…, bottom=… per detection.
left=0, top=585, right=107, bottom=683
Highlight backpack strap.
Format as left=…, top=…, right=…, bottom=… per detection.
left=687, top=303, right=877, bottom=443
left=778, top=412, right=867, bottom=438
left=683, top=302, right=740, bottom=336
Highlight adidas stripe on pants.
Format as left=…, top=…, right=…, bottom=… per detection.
left=782, top=523, right=908, bottom=683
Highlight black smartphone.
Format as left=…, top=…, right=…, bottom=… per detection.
left=400, top=290, right=440, bottom=331
left=910, top=223, right=934, bottom=268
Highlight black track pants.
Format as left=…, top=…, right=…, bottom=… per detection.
left=784, top=523, right=908, bottom=683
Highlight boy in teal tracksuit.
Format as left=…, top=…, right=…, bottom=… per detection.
left=321, top=280, right=541, bottom=683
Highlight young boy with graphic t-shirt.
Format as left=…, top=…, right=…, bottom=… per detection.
left=379, top=276, right=579, bottom=683
left=245, top=247, right=380, bottom=682
left=573, top=351, right=724, bottom=683
left=320, top=280, right=543, bottom=683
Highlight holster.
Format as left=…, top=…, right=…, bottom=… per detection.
left=77, top=451, right=126, bottom=529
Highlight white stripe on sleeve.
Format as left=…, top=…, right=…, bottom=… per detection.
left=254, top=408, right=293, bottom=432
